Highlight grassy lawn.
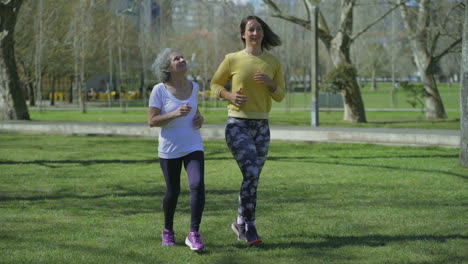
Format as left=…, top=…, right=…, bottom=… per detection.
left=29, top=109, right=461, bottom=130
left=1, top=134, right=467, bottom=263
left=28, top=82, right=461, bottom=130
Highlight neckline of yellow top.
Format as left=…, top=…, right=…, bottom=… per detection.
left=243, top=49, right=264, bottom=57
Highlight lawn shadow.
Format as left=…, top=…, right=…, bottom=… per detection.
left=0, top=188, right=163, bottom=202
left=267, top=156, right=468, bottom=180
left=0, top=158, right=157, bottom=168
left=250, top=233, right=468, bottom=250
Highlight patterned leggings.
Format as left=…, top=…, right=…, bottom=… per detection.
left=225, top=117, right=270, bottom=223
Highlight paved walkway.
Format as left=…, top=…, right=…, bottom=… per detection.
left=0, top=121, right=460, bottom=148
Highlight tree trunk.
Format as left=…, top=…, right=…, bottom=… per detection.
left=421, top=69, right=447, bottom=119
left=117, top=15, right=124, bottom=110
left=28, top=82, right=35, bottom=106
left=371, top=69, right=377, bottom=91
left=0, top=0, right=30, bottom=120
left=50, top=75, right=55, bottom=106
left=412, top=49, right=447, bottom=119
left=460, top=0, right=468, bottom=167
left=342, top=76, right=367, bottom=122
left=79, top=34, right=86, bottom=114
left=321, top=0, right=366, bottom=122
left=68, top=75, right=73, bottom=103
left=34, top=0, right=45, bottom=112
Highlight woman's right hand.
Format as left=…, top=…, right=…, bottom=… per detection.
left=174, top=103, right=192, bottom=117
left=226, top=88, right=247, bottom=107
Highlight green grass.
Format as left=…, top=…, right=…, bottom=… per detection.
left=28, top=82, right=461, bottom=130
left=63, top=82, right=461, bottom=110
left=1, top=134, right=467, bottom=263
left=271, top=82, right=460, bottom=110
left=29, top=109, right=460, bottom=130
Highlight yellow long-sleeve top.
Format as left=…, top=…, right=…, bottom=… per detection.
left=210, top=50, right=286, bottom=119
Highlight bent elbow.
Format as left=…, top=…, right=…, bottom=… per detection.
left=148, top=120, right=158, bottom=127
left=148, top=122, right=160, bottom=127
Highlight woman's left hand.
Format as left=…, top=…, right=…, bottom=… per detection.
left=193, top=112, right=204, bottom=129
left=254, top=71, right=277, bottom=93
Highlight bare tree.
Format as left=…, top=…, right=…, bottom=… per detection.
left=263, top=0, right=400, bottom=122
left=137, top=0, right=153, bottom=107
left=43, top=1, right=73, bottom=107
left=0, top=0, right=29, bottom=120
left=34, top=0, right=45, bottom=111
left=440, top=52, right=462, bottom=89
left=353, top=3, right=389, bottom=91
left=461, top=0, right=467, bottom=167
left=354, top=41, right=389, bottom=91
left=398, top=0, right=463, bottom=119
left=70, top=0, right=99, bottom=113
left=157, top=0, right=173, bottom=48
left=16, top=2, right=36, bottom=106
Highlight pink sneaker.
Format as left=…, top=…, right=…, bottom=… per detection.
left=162, top=229, right=175, bottom=246
left=185, top=231, right=205, bottom=252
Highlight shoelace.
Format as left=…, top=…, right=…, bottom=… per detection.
left=163, top=231, right=174, bottom=240
left=192, top=233, right=204, bottom=243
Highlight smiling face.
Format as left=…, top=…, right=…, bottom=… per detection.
left=166, top=52, right=187, bottom=74
left=241, top=19, right=264, bottom=47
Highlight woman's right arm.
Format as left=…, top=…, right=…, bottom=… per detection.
left=211, top=56, right=247, bottom=107
left=210, top=56, right=231, bottom=98
left=148, top=104, right=192, bottom=127
left=219, top=89, right=247, bottom=107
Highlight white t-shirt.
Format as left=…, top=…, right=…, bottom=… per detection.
left=149, top=82, right=203, bottom=159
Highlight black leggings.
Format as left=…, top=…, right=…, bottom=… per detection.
left=159, top=151, right=205, bottom=232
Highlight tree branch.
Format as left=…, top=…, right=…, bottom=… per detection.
left=338, top=0, right=354, bottom=36
left=351, top=2, right=405, bottom=42
left=416, top=0, right=430, bottom=33
left=303, top=0, right=311, bottom=21
left=263, top=0, right=309, bottom=28
left=430, top=2, right=465, bottom=56
left=433, top=37, right=462, bottom=64
left=262, top=0, right=333, bottom=46
left=398, top=0, right=415, bottom=35
left=429, top=31, right=441, bottom=56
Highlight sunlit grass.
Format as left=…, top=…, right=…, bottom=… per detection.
left=28, top=82, right=461, bottom=130
left=1, top=134, right=467, bottom=263
left=29, top=109, right=460, bottom=130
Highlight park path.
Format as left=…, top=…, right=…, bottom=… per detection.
left=0, top=121, right=460, bottom=148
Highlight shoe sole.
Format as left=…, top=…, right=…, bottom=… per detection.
left=231, top=223, right=247, bottom=241
left=247, top=238, right=263, bottom=245
left=185, top=237, right=205, bottom=252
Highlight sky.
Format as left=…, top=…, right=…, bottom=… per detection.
left=231, top=0, right=262, bottom=8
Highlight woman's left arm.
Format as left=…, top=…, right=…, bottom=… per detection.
left=255, top=62, right=286, bottom=102
left=270, top=64, right=286, bottom=102
left=193, top=108, right=204, bottom=129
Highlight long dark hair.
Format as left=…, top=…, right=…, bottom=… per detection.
left=240, top=15, right=281, bottom=51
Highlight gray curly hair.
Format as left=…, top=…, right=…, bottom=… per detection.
left=152, top=48, right=177, bottom=83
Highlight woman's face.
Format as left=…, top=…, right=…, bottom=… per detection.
left=242, top=19, right=263, bottom=47
left=167, top=52, right=187, bottom=73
